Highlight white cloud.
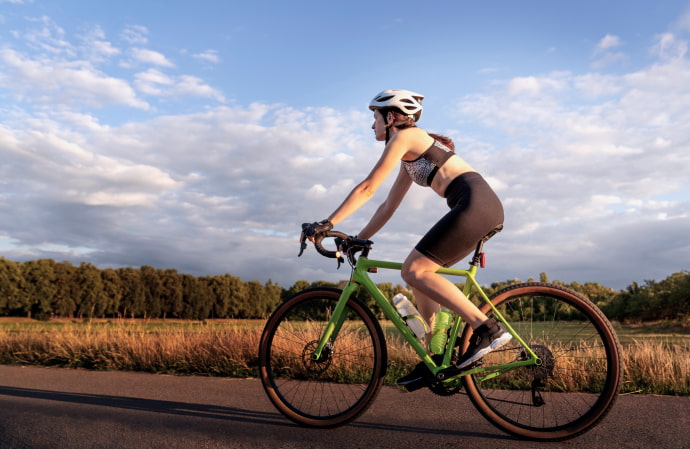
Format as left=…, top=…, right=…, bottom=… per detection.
left=673, top=9, right=690, bottom=31
left=595, top=34, right=622, bottom=53
left=23, top=15, right=73, bottom=56
left=133, top=69, right=225, bottom=101
left=120, top=25, right=149, bottom=45
left=134, top=68, right=174, bottom=95
left=78, top=25, right=120, bottom=62
left=131, top=47, right=175, bottom=67
left=0, top=16, right=227, bottom=113
left=651, top=32, right=688, bottom=61
left=174, top=75, right=225, bottom=101
left=0, top=48, right=149, bottom=109
left=592, top=34, right=628, bottom=68
left=591, top=51, right=628, bottom=69
left=193, top=49, right=220, bottom=63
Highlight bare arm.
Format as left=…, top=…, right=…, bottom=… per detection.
left=357, top=165, right=412, bottom=240
left=326, top=133, right=408, bottom=226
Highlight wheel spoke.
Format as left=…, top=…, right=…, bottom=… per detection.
left=462, top=283, right=622, bottom=441
left=259, top=289, right=386, bottom=427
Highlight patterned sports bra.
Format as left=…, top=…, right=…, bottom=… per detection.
left=401, top=139, right=455, bottom=187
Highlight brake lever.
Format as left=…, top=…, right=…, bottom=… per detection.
left=298, top=232, right=307, bottom=257
left=334, top=237, right=345, bottom=269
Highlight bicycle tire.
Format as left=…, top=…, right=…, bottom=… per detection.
left=461, top=282, right=622, bottom=441
left=259, top=287, right=387, bottom=428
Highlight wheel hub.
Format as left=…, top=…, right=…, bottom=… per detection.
left=528, top=344, right=555, bottom=380
left=302, top=340, right=333, bottom=374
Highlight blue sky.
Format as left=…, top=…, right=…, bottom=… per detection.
left=1, top=0, right=689, bottom=290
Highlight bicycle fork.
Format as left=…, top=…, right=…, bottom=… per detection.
left=309, top=281, right=359, bottom=362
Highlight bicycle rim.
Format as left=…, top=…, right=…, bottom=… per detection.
left=259, top=287, right=387, bottom=428
left=462, top=282, right=622, bottom=441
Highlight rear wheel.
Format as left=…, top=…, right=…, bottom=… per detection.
left=461, top=282, right=622, bottom=441
left=259, top=287, right=387, bottom=428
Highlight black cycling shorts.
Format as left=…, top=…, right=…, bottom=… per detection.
left=415, top=172, right=504, bottom=267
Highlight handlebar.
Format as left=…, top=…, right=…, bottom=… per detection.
left=299, top=226, right=373, bottom=267
left=313, top=230, right=349, bottom=259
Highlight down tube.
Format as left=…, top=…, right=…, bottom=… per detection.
left=353, top=270, right=431, bottom=361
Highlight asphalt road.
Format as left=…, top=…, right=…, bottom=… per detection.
left=0, top=365, right=687, bottom=449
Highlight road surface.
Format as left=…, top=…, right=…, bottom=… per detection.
left=0, top=365, right=687, bottom=449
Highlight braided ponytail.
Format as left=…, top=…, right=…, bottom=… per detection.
left=428, top=133, right=455, bottom=151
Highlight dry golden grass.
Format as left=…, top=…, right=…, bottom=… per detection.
left=620, top=339, right=689, bottom=395
left=0, top=320, right=687, bottom=395
left=0, top=320, right=261, bottom=377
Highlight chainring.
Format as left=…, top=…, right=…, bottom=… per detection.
left=429, top=381, right=463, bottom=396
left=428, top=349, right=464, bottom=396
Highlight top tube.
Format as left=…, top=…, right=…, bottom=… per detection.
left=305, top=226, right=501, bottom=274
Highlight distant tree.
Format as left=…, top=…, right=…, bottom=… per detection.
left=74, top=262, right=105, bottom=319
left=605, top=281, right=646, bottom=323
left=622, top=271, right=690, bottom=321
left=117, top=267, right=146, bottom=318
left=181, top=274, right=212, bottom=320
left=159, top=269, right=183, bottom=318
left=263, top=280, right=283, bottom=317
left=0, top=258, right=27, bottom=316
left=567, top=281, right=616, bottom=310
left=285, top=280, right=311, bottom=300
left=225, top=275, right=247, bottom=318
left=21, top=259, right=57, bottom=319
left=140, top=265, right=163, bottom=318
left=100, top=268, right=123, bottom=317
left=658, top=271, right=690, bottom=319
left=244, top=280, right=266, bottom=318
left=208, top=274, right=232, bottom=318
left=53, top=261, right=77, bottom=317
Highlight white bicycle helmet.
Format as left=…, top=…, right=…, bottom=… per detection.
left=369, top=89, right=424, bottom=122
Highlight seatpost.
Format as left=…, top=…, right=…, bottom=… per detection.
left=470, top=240, right=485, bottom=267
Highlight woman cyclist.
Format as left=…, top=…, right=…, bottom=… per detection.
left=303, top=89, right=511, bottom=389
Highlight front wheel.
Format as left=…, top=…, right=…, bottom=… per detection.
left=258, top=287, right=387, bottom=428
left=461, top=282, right=622, bottom=441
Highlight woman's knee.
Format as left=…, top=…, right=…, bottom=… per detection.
left=401, top=259, right=418, bottom=285
left=400, top=264, right=417, bottom=286
left=401, top=251, right=437, bottom=286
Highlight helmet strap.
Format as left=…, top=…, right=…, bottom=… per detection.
left=380, top=109, right=415, bottom=143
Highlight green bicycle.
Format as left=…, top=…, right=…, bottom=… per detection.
left=258, top=229, right=622, bottom=441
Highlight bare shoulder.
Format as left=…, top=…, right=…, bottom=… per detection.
left=390, top=127, right=434, bottom=148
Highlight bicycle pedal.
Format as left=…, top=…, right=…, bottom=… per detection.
left=400, top=377, right=429, bottom=392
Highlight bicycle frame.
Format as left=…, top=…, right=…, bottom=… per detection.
left=312, top=256, right=541, bottom=385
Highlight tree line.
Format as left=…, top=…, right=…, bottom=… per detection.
left=0, top=258, right=687, bottom=323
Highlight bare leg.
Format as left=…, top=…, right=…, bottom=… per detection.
left=402, top=249, right=487, bottom=330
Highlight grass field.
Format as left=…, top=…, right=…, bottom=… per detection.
left=0, top=318, right=687, bottom=395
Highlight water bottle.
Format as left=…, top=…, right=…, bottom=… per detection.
left=429, top=309, right=453, bottom=354
left=392, top=293, right=428, bottom=340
